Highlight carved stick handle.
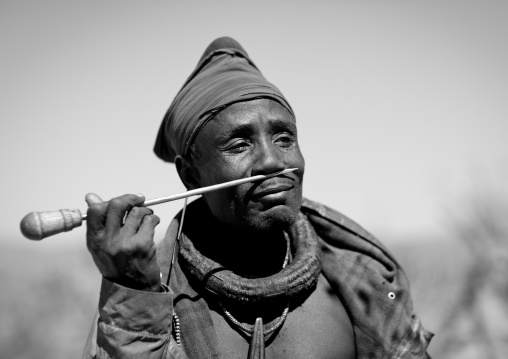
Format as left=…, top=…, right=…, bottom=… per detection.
left=20, top=209, right=84, bottom=240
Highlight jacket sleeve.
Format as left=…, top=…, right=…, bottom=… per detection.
left=82, top=278, right=188, bottom=359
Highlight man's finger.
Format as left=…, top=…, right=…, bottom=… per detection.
left=85, top=193, right=104, bottom=205
left=138, top=214, right=161, bottom=239
left=106, top=194, right=145, bottom=231
left=86, top=201, right=108, bottom=235
left=124, top=207, right=154, bottom=234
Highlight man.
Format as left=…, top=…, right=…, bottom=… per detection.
left=83, top=37, right=433, bottom=358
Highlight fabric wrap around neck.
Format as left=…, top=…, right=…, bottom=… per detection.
left=178, top=211, right=322, bottom=307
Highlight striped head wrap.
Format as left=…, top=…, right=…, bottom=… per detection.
left=154, top=37, right=294, bottom=163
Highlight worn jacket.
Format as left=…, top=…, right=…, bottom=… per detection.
left=83, top=198, right=433, bottom=358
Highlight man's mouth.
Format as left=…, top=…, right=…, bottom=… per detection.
left=251, top=181, right=294, bottom=198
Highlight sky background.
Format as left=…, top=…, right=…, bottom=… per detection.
left=1, top=0, right=507, bottom=250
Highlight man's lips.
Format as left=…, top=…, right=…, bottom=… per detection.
left=251, top=179, right=294, bottom=198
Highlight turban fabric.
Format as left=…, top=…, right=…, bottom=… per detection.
left=154, top=37, right=294, bottom=163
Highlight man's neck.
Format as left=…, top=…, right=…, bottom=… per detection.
left=184, top=199, right=289, bottom=278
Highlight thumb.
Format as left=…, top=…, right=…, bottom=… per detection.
left=85, top=193, right=104, bottom=206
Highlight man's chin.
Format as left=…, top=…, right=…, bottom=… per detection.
left=240, top=205, right=300, bottom=233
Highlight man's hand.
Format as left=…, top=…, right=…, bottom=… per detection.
left=85, top=193, right=161, bottom=292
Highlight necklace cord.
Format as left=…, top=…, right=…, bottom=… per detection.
left=218, top=233, right=292, bottom=337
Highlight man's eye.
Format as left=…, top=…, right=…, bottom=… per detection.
left=226, top=140, right=250, bottom=152
left=274, top=134, right=295, bottom=147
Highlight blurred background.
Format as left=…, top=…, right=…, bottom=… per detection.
left=1, top=1, right=507, bottom=358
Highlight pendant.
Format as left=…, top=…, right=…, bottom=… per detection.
left=247, top=317, right=265, bottom=359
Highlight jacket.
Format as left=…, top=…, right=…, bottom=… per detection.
left=83, top=198, right=433, bottom=358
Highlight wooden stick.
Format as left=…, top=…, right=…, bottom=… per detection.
left=142, top=167, right=297, bottom=207
left=20, top=168, right=298, bottom=240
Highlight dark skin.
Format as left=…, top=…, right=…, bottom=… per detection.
left=85, top=98, right=304, bottom=291
left=175, top=100, right=353, bottom=359
left=176, top=98, right=305, bottom=278
left=85, top=98, right=355, bottom=358
left=182, top=199, right=290, bottom=280
left=85, top=193, right=161, bottom=292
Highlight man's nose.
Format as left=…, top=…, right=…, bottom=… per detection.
left=251, top=141, right=285, bottom=175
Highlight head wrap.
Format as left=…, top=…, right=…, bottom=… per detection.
left=154, top=37, right=294, bottom=163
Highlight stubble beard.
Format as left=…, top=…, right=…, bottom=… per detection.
left=233, top=198, right=302, bottom=234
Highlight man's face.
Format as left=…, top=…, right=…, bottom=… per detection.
left=190, top=98, right=305, bottom=232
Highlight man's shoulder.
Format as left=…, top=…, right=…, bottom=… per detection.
left=301, top=197, right=379, bottom=245
left=302, top=198, right=434, bottom=357
left=301, top=197, right=398, bottom=262
left=301, top=197, right=400, bottom=280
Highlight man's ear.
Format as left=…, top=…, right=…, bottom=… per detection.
left=175, top=155, right=200, bottom=190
